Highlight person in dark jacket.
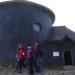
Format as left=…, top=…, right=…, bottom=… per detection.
left=34, top=41, right=44, bottom=73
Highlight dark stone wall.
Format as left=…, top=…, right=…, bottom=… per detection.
left=70, top=45, right=75, bottom=65
left=0, top=2, right=54, bottom=59
left=46, top=41, right=75, bottom=65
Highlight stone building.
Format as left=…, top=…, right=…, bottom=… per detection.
left=0, top=0, right=55, bottom=59
left=45, top=26, right=75, bottom=66
left=0, top=0, right=75, bottom=66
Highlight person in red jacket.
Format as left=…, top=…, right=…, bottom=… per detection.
left=16, top=43, right=26, bottom=73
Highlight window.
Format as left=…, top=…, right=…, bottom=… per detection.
left=33, top=23, right=42, bottom=32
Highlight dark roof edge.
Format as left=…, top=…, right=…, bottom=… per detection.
left=0, top=1, right=55, bottom=24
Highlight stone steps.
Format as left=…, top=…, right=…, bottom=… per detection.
left=63, top=65, right=75, bottom=70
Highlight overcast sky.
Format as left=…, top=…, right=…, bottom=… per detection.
left=0, top=0, right=75, bottom=32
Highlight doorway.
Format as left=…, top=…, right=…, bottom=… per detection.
left=64, top=50, right=72, bottom=65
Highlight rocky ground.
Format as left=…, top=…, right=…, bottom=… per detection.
left=0, top=67, right=75, bottom=75
left=0, top=60, right=75, bottom=75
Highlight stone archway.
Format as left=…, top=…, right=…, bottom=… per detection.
left=64, top=50, right=72, bottom=65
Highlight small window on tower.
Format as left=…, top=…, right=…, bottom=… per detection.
left=33, top=23, right=42, bottom=32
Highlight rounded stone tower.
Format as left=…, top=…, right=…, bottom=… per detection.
left=0, top=0, right=55, bottom=59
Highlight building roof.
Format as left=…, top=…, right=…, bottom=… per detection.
left=0, top=1, right=55, bottom=24
left=50, top=26, right=75, bottom=41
